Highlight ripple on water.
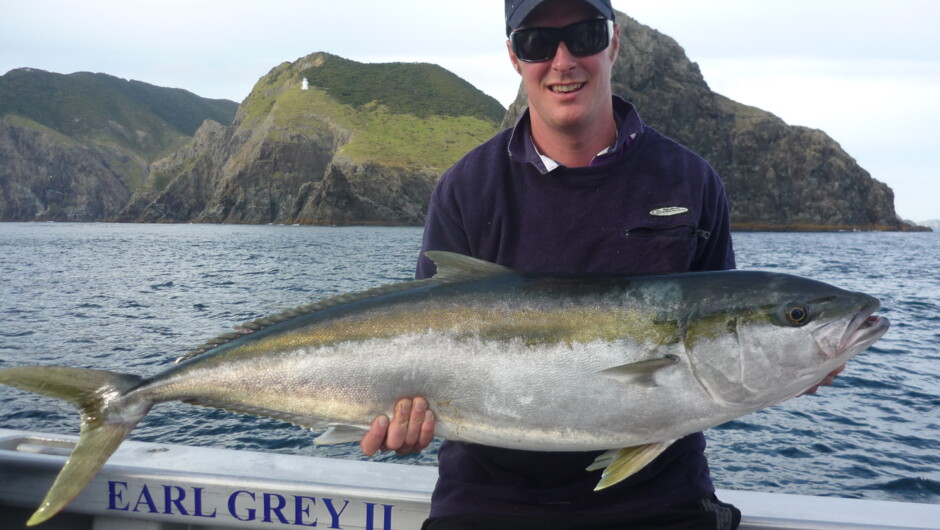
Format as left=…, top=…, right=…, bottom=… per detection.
left=860, top=477, right=940, bottom=503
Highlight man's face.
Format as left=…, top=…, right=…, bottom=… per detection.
left=507, top=0, right=619, bottom=138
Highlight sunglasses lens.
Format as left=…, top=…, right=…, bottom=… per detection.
left=511, top=28, right=560, bottom=62
left=567, top=19, right=611, bottom=56
left=511, top=19, right=611, bottom=62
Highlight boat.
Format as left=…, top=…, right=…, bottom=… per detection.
left=0, top=428, right=936, bottom=529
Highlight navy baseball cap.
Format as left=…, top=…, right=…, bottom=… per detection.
left=505, top=0, right=615, bottom=34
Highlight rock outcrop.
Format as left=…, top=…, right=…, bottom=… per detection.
left=916, top=219, right=940, bottom=232
left=120, top=53, right=503, bottom=225
left=504, top=13, right=912, bottom=231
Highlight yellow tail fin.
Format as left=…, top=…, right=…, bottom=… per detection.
left=0, top=366, right=146, bottom=526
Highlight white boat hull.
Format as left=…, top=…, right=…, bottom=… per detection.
left=0, top=429, right=935, bottom=530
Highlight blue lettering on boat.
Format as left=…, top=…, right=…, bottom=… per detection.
left=107, top=480, right=394, bottom=528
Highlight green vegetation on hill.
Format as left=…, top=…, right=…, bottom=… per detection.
left=300, top=53, right=505, bottom=122
left=0, top=68, right=238, bottom=159
left=235, top=53, right=506, bottom=170
left=274, top=87, right=499, bottom=169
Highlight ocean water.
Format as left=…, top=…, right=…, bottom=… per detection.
left=0, top=223, right=937, bottom=505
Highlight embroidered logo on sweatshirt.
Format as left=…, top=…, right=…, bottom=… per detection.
left=649, top=206, right=689, bottom=217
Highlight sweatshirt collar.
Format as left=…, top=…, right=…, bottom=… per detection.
left=507, top=96, right=644, bottom=174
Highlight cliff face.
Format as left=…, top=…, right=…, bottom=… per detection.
left=504, top=13, right=910, bottom=231
left=717, top=99, right=899, bottom=229
left=0, top=116, right=142, bottom=221
left=121, top=53, right=502, bottom=225
left=0, top=68, right=238, bottom=221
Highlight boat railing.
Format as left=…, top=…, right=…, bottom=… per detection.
left=0, top=429, right=936, bottom=529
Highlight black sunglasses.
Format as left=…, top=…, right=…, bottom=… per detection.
left=510, top=19, right=614, bottom=63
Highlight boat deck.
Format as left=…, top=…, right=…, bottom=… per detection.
left=0, top=429, right=936, bottom=529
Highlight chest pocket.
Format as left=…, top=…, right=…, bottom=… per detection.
left=611, top=224, right=709, bottom=275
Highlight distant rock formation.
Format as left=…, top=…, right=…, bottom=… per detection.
left=504, top=13, right=914, bottom=231
left=0, top=69, right=238, bottom=221
left=916, top=219, right=939, bottom=232
left=118, top=53, right=504, bottom=225
left=1, top=17, right=920, bottom=230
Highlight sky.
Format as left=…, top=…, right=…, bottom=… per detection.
left=2, top=1, right=938, bottom=222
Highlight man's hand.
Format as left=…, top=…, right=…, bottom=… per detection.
left=360, top=397, right=435, bottom=457
left=803, top=364, right=847, bottom=395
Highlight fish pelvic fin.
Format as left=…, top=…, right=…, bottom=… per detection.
left=0, top=366, right=146, bottom=526
left=588, top=439, right=677, bottom=491
left=312, top=424, right=371, bottom=446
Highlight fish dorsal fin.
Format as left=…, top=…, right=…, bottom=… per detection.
left=175, top=252, right=509, bottom=365
left=426, top=251, right=513, bottom=281
left=175, top=276, right=442, bottom=364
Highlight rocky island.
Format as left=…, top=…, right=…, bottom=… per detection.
left=0, top=12, right=921, bottom=230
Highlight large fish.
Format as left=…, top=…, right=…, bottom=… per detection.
left=0, top=252, right=888, bottom=525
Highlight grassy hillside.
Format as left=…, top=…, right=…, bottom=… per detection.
left=300, top=53, right=505, bottom=122
left=237, top=53, right=506, bottom=170
left=0, top=68, right=238, bottom=159
left=274, top=87, right=500, bottom=169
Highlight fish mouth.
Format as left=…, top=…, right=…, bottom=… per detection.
left=837, top=297, right=890, bottom=358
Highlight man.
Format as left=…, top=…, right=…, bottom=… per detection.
left=360, top=1, right=833, bottom=527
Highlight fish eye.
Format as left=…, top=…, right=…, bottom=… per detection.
left=785, top=304, right=809, bottom=325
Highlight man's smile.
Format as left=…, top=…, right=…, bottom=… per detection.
left=550, top=82, right=585, bottom=94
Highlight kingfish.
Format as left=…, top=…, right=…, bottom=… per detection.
left=0, top=252, right=889, bottom=525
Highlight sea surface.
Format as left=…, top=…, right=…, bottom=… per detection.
left=0, top=223, right=938, bottom=505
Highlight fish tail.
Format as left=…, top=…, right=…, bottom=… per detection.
left=0, top=366, right=146, bottom=526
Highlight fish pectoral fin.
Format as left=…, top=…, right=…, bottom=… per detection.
left=595, top=355, right=679, bottom=387
left=588, top=440, right=677, bottom=491
left=312, top=425, right=371, bottom=446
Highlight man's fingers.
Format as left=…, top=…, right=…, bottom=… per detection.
left=818, top=364, right=846, bottom=388
left=395, top=397, right=436, bottom=455
left=360, top=397, right=436, bottom=457
left=360, top=415, right=389, bottom=457
left=384, top=398, right=412, bottom=452
left=418, top=408, right=436, bottom=449
left=401, top=397, right=428, bottom=449
left=802, top=364, right=848, bottom=396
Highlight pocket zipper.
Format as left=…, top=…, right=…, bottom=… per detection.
left=626, top=225, right=711, bottom=240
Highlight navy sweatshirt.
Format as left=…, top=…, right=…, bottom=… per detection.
left=416, top=97, right=736, bottom=518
